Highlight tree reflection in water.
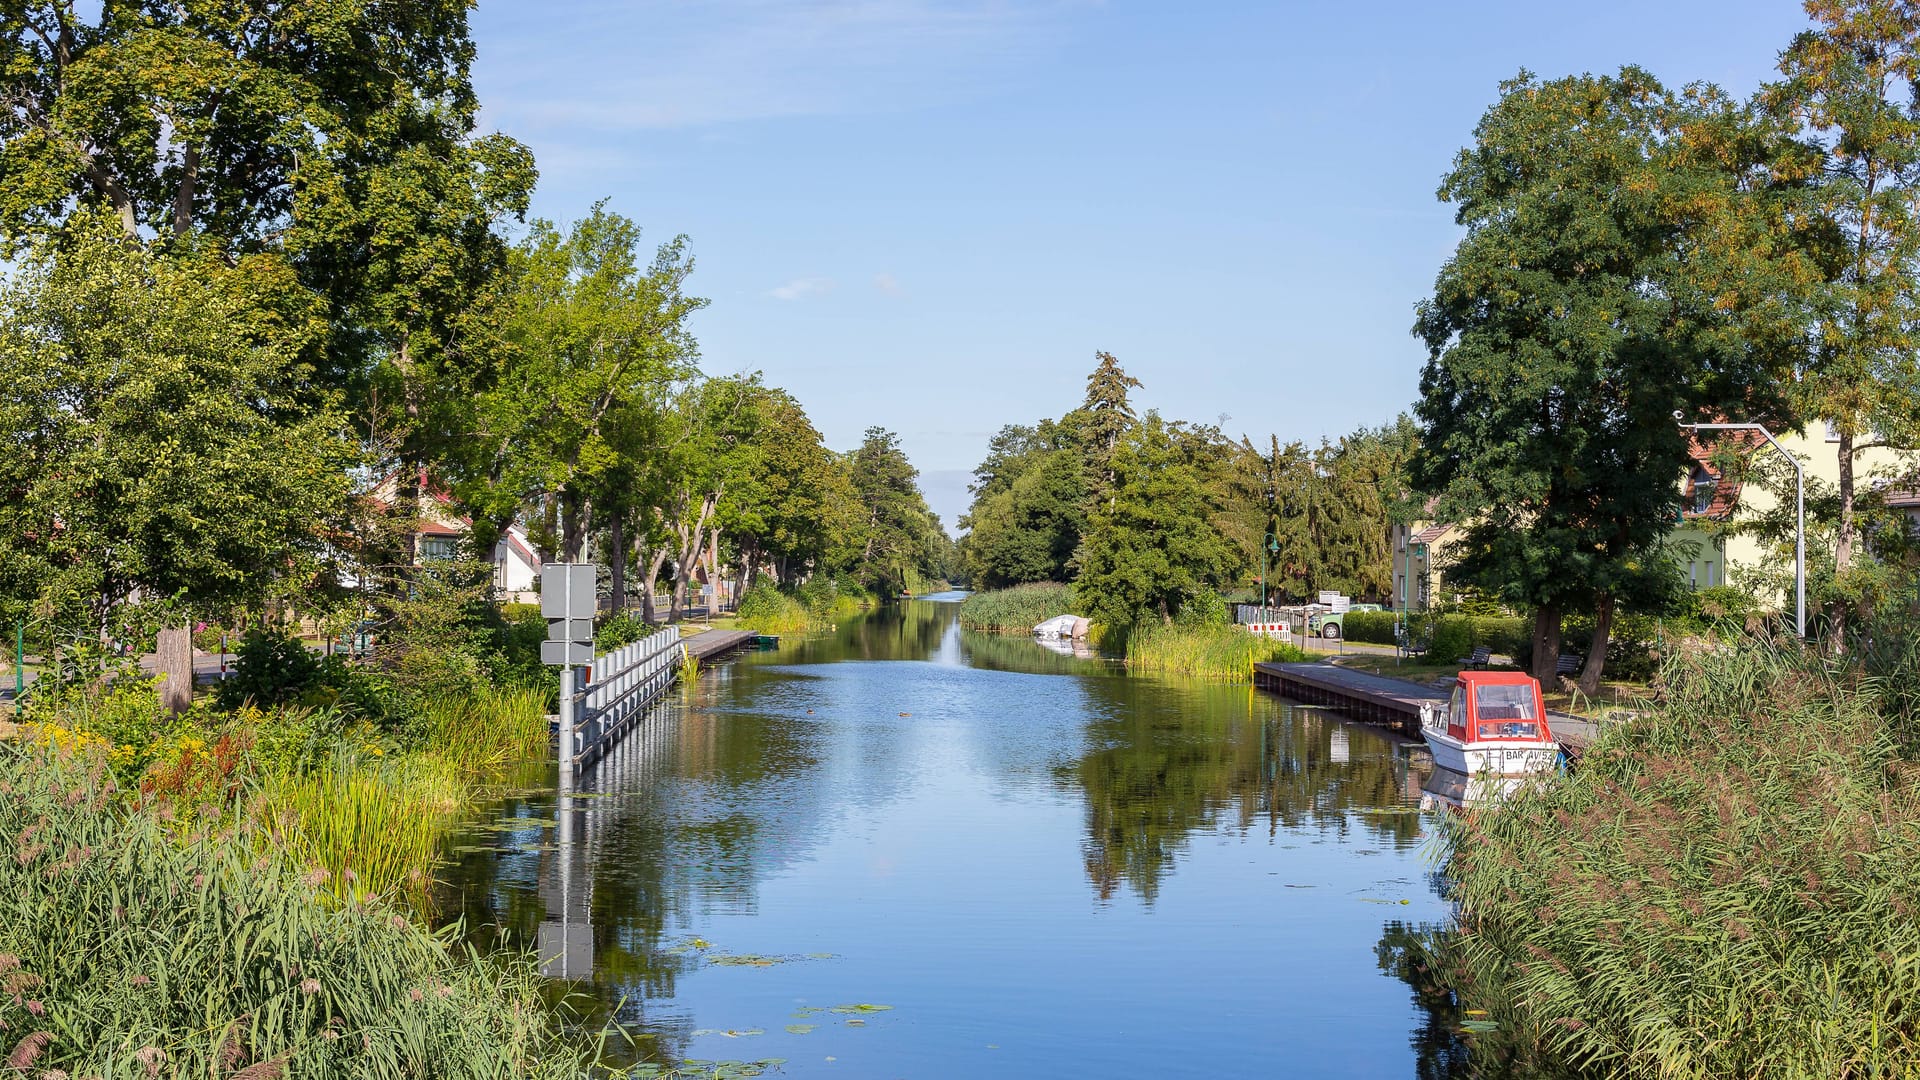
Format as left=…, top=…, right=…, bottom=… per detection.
left=1064, top=677, right=1425, bottom=902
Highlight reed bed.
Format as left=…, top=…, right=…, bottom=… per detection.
left=419, top=686, right=551, bottom=779
left=958, top=583, right=1078, bottom=632
left=1444, top=641, right=1920, bottom=1078
left=1124, top=624, right=1307, bottom=680
left=0, top=745, right=592, bottom=1079
left=261, top=751, right=468, bottom=910
left=258, top=686, right=553, bottom=911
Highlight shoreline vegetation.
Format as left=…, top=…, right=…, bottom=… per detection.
left=958, top=585, right=1306, bottom=679
left=1433, top=633, right=1920, bottom=1077
left=733, top=575, right=879, bottom=636
left=0, top=742, right=595, bottom=1079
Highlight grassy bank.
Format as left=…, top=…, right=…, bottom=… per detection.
left=1124, top=624, right=1308, bottom=680
left=0, top=745, right=593, bottom=1079
left=1442, top=638, right=1920, bottom=1077
left=735, top=575, right=878, bottom=635
left=22, top=663, right=553, bottom=912
left=958, top=583, right=1078, bottom=631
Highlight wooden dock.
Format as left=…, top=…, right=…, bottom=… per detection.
left=1254, top=662, right=1441, bottom=736
left=680, top=628, right=758, bottom=662
left=1253, top=660, right=1600, bottom=755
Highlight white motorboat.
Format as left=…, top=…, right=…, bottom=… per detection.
left=1418, top=671, right=1560, bottom=801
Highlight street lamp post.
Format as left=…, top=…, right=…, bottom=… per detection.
left=1259, top=532, right=1279, bottom=612
left=1678, top=421, right=1805, bottom=638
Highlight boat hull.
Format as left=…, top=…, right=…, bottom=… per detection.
left=1422, top=731, right=1558, bottom=779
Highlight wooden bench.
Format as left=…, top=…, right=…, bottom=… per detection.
left=1458, top=646, right=1492, bottom=669
left=1556, top=653, right=1582, bottom=677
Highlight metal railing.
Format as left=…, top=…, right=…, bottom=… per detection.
left=558, top=627, right=684, bottom=777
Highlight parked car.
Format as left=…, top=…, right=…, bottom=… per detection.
left=1306, top=602, right=1383, bottom=639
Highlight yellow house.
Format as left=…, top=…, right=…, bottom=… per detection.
left=1673, top=421, right=1914, bottom=608
left=1393, top=423, right=1915, bottom=618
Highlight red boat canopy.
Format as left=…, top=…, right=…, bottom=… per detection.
left=1449, top=671, right=1553, bottom=743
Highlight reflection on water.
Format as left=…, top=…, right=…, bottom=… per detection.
left=438, top=601, right=1459, bottom=1077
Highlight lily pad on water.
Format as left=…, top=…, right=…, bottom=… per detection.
left=784, top=1024, right=815, bottom=1035
left=708, top=954, right=781, bottom=967
left=630, top=1059, right=785, bottom=1079
left=1460, top=1019, right=1500, bottom=1034
left=691, top=1028, right=765, bottom=1039
left=828, top=1003, right=893, bottom=1014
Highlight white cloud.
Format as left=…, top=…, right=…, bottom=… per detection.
left=873, top=271, right=904, bottom=295
left=770, top=276, right=836, bottom=300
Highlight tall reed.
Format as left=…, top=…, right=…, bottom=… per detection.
left=1443, top=640, right=1920, bottom=1077
left=420, top=686, right=551, bottom=779
left=1124, top=624, right=1307, bottom=680
left=958, top=583, right=1078, bottom=631
left=0, top=745, right=593, bottom=1079
left=260, top=749, right=467, bottom=910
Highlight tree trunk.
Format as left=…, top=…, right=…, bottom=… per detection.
left=395, top=467, right=422, bottom=566
left=1530, top=604, right=1563, bottom=686
left=1833, top=431, right=1856, bottom=650
left=156, top=623, right=193, bottom=714
left=608, top=513, right=626, bottom=612
left=669, top=492, right=720, bottom=623
left=643, top=547, right=671, bottom=623
left=1576, top=592, right=1613, bottom=697
left=560, top=490, right=586, bottom=562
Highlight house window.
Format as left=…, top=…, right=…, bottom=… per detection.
left=1690, top=467, right=1716, bottom=514
left=1826, top=420, right=1841, bottom=442
left=419, top=536, right=459, bottom=562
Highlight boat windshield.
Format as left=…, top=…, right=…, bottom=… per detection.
left=1474, top=684, right=1540, bottom=739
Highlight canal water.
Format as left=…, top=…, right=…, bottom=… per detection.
left=438, top=598, right=1462, bottom=1078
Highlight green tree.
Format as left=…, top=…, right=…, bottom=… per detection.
left=844, top=427, right=951, bottom=595
left=0, top=218, right=349, bottom=704
left=1075, top=414, right=1238, bottom=627
left=1068, top=350, right=1142, bottom=512
left=1413, top=69, right=1808, bottom=687
left=0, top=0, right=534, bottom=691
left=960, top=420, right=1086, bottom=588
left=1765, top=0, right=1920, bottom=631
left=718, top=387, right=862, bottom=588
left=461, top=204, right=703, bottom=562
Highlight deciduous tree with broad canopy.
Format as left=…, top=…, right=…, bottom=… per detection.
left=1413, top=67, right=1814, bottom=689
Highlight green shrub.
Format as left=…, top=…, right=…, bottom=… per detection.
left=958, top=583, right=1079, bottom=631
left=1426, top=615, right=1475, bottom=663
left=593, top=609, right=653, bottom=650
left=1341, top=610, right=1399, bottom=645
left=216, top=629, right=328, bottom=709
left=1561, top=611, right=1665, bottom=683
left=793, top=573, right=874, bottom=619
left=0, top=745, right=591, bottom=1079
left=1441, top=641, right=1920, bottom=1077
left=1174, top=589, right=1228, bottom=627
left=1474, top=616, right=1529, bottom=661
left=735, top=585, right=813, bottom=635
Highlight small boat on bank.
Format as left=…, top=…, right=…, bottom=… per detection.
left=1418, top=671, right=1559, bottom=801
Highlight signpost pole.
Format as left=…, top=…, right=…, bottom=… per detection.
left=557, top=665, right=576, bottom=785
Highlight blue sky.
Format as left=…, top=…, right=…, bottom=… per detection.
left=469, top=1, right=1816, bottom=530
